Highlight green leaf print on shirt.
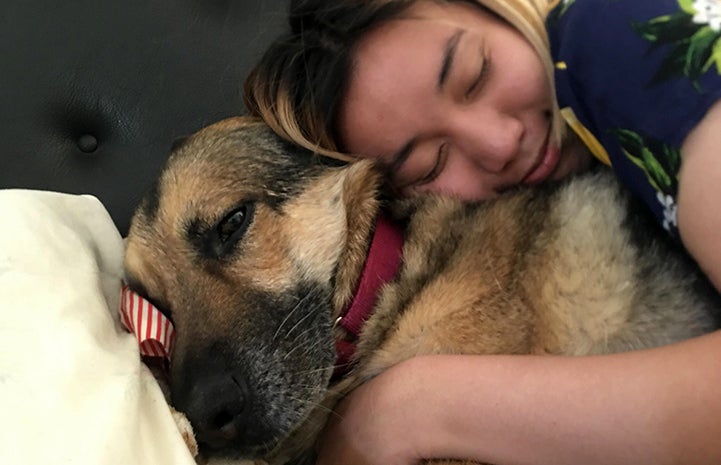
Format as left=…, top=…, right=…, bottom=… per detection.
left=610, top=128, right=680, bottom=195
left=612, top=128, right=682, bottom=232
left=632, top=0, right=721, bottom=88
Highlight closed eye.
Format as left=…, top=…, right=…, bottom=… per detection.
left=416, top=143, right=449, bottom=186
left=465, top=54, right=491, bottom=100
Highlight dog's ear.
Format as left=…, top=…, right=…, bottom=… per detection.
left=328, top=160, right=384, bottom=311
left=170, top=136, right=190, bottom=153
left=340, top=160, right=383, bottom=231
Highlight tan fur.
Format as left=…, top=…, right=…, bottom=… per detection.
left=125, top=117, right=718, bottom=465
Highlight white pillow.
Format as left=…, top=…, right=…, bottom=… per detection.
left=0, top=190, right=196, bottom=465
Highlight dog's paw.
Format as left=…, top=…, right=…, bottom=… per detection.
left=168, top=406, right=268, bottom=465
left=169, top=407, right=199, bottom=458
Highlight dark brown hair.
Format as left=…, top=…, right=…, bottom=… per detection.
left=244, top=0, right=562, bottom=161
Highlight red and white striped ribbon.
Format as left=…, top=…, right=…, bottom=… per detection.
left=120, top=285, right=175, bottom=359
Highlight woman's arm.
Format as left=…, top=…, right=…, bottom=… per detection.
left=317, top=331, right=721, bottom=465
left=316, top=98, right=721, bottom=465
left=678, top=99, right=721, bottom=291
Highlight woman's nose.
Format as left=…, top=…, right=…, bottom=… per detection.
left=455, top=111, right=523, bottom=174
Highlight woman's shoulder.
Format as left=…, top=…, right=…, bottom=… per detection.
left=547, top=0, right=704, bottom=32
left=549, top=0, right=721, bottom=148
left=547, top=0, right=713, bottom=72
left=548, top=0, right=721, bottom=80
left=547, top=0, right=721, bottom=237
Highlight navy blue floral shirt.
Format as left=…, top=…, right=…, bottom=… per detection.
left=547, top=0, right=721, bottom=236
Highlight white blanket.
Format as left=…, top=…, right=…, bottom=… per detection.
left=0, top=190, right=195, bottom=465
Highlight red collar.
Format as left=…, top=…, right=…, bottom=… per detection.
left=334, top=214, right=404, bottom=376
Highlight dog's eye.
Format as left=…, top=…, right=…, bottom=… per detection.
left=217, top=204, right=254, bottom=246
left=187, top=203, right=256, bottom=260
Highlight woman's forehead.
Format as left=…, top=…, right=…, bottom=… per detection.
left=336, top=1, right=492, bottom=158
left=338, top=23, right=445, bottom=157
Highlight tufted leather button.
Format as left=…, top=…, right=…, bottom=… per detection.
left=77, top=134, right=98, bottom=153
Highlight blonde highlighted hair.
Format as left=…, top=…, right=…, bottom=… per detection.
left=243, top=0, right=564, bottom=163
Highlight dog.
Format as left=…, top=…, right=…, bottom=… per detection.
left=124, top=116, right=719, bottom=465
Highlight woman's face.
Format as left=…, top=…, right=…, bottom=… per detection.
left=337, top=0, right=586, bottom=200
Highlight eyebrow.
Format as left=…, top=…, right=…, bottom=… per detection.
left=438, top=29, right=464, bottom=91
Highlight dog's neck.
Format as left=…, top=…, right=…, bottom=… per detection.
left=333, top=213, right=404, bottom=376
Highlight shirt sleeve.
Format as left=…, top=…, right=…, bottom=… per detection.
left=547, top=0, right=721, bottom=235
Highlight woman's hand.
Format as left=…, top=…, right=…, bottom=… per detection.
left=315, top=359, right=429, bottom=465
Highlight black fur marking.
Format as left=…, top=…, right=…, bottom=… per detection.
left=185, top=202, right=256, bottom=262
left=170, top=135, right=190, bottom=152
left=124, top=276, right=173, bottom=321
left=140, top=178, right=162, bottom=223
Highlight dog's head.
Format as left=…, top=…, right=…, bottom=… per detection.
left=124, top=117, right=382, bottom=459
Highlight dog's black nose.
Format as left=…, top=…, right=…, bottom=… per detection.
left=178, top=371, right=250, bottom=449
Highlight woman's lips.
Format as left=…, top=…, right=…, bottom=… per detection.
left=522, top=134, right=560, bottom=186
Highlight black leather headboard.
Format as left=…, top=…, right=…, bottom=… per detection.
left=0, top=0, right=288, bottom=235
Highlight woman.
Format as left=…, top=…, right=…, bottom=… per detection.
left=244, top=0, right=721, bottom=463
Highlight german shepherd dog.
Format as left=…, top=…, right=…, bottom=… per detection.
left=124, top=116, right=719, bottom=465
